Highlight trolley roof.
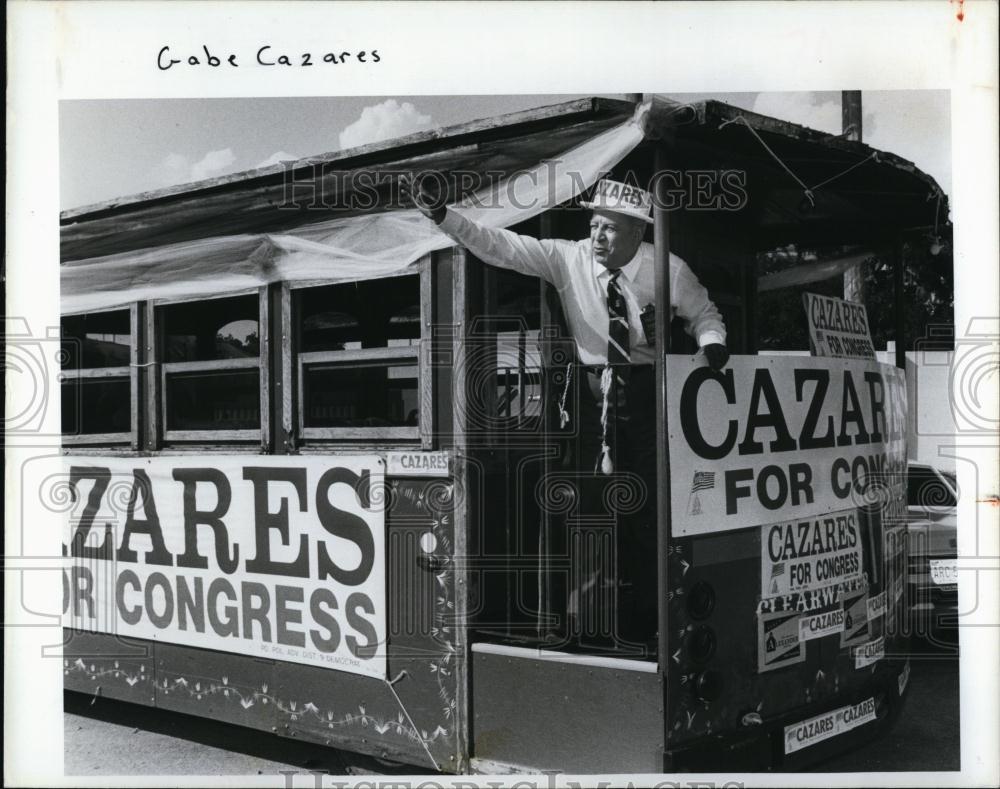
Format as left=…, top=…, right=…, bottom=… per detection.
left=61, top=96, right=949, bottom=261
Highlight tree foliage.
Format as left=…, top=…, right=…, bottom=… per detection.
left=756, top=238, right=954, bottom=352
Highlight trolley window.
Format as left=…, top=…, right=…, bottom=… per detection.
left=473, top=266, right=544, bottom=437
left=60, top=306, right=137, bottom=445
left=295, top=273, right=425, bottom=442
left=494, top=328, right=542, bottom=426
left=159, top=293, right=264, bottom=442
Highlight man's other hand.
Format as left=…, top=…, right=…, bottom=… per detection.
left=703, top=343, right=729, bottom=371
left=400, top=174, right=447, bottom=224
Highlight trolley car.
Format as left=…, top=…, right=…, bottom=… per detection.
left=58, top=96, right=945, bottom=772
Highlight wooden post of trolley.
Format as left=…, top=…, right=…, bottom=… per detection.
left=842, top=90, right=865, bottom=304
left=653, top=142, right=672, bottom=671
left=894, top=239, right=907, bottom=370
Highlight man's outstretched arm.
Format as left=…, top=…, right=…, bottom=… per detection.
left=400, top=174, right=569, bottom=285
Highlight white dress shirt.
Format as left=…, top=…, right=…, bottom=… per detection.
left=439, top=210, right=727, bottom=366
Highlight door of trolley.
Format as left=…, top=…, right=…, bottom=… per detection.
left=465, top=174, right=912, bottom=774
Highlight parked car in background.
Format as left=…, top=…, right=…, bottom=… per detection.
left=905, top=463, right=959, bottom=644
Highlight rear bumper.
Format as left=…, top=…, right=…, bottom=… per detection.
left=665, top=656, right=910, bottom=772
left=908, top=578, right=959, bottom=641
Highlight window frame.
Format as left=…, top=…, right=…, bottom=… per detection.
left=61, top=261, right=437, bottom=452
left=156, top=287, right=270, bottom=446
left=472, top=263, right=546, bottom=445
left=493, top=327, right=543, bottom=430
left=61, top=303, right=140, bottom=448
left=292, top=260, right=433, bottom=447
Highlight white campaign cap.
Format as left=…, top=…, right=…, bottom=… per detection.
left=580, top=179, right=654, bottom=224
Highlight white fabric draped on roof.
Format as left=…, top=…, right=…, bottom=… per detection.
left=62, top=102, right=651, bottom=314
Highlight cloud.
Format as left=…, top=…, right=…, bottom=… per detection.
left=189, top=148, right=237, bottom=181
left=254, top=151, right=301, bottom=169
left=750, top=93, right=846, bottom=136
left=338, top=99, right=434, bottom=150
left=861, top=91, right=951, bottom=197
left=150, top=147, right=237, bottom=188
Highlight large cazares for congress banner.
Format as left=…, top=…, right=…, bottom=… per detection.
left=61, top=456, right=387, bottom=679
left=666, top=356, right=906, bottom=537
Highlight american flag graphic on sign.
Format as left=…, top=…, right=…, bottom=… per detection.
left=691, top=471, right=716, bottom=492
left=769, top=561, right=786, bottom=595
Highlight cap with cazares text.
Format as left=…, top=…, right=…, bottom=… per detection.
left=580, top=179, right=654, bottom=224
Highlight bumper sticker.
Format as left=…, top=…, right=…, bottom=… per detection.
left=758, top=610, right=805, bottom=673
left=840, top=586, right=870, bottom=647
left=784, top=697, right=877, bottom=754
left=799, top=607, right=846, bottom=642
left=854, top=635, right=885, bottom=669
left=867, top=590, right=887, bottom=621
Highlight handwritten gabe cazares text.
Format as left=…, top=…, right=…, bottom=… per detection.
left=157, top=44, right=381, bottom=71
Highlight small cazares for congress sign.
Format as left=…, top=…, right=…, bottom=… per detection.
left=62, top=456, right=387, bottom=679
left=802, top=292, right=876, bottom=360
left=666, top=356, right=907, bottom=536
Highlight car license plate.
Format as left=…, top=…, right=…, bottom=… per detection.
left=930, top=559, right=957, bottom=586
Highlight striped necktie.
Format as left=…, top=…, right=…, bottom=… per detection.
left=606, top=269, right=631, bottom=383
left=597, top=268, right=631, bottom=474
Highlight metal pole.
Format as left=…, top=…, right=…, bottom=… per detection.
left=653, top=144, right=672, bottom=670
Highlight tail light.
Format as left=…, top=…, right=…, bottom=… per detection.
left=685, top=624, right=717, bottom=664
left=695, top=670, right=724, bottom=702
left=686, top=581, right=716, bottom=620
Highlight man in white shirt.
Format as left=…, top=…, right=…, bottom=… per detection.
left=405, top=177, right=727, bottom=370
left=403, top=175, right=728, bottom=648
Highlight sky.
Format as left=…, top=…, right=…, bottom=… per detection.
left=59, top=91, right=951, bottom=210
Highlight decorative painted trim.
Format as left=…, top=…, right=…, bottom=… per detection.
left=64, top=657, right=149, bottom=688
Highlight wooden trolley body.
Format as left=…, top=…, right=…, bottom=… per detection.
left=59, top=96, right=945, bottom=772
